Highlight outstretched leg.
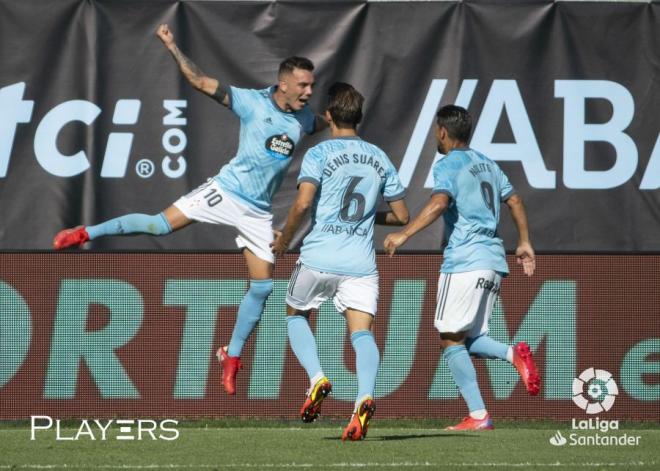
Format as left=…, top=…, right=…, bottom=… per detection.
left=53, top=205, right=192, bottom=249
left=465, top=335, right=541, bottom=396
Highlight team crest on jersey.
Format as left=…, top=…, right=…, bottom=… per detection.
left=265, top=134, right=295, bottom=160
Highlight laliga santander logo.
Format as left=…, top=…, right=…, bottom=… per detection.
left=549, top=368, right=641, bottom=447
left=572, top=367, right=618, bottom=414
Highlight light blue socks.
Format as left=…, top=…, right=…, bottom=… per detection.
left=226, top=279, right=273, bottom=357
left=351, top=330, right=380, bottom=406
left=86, top=212, right=172, bottom=239
left=286, top=321, right=380, bottom=407
left=445, top=344, right=486, bottom=413
left=286, top=315, right=323, bottom=380
left=465, top=334, right=510, bottom=361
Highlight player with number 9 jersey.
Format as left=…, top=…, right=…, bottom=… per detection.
left=432, top=148, right=514, bottom=275
left=384, top=105, right=539, bottom=432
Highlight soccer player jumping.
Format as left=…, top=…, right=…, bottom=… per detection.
left=384, top=105, right=540, bottom=431
left=272, top=83, right=409, bottom=441
left=53, top=24, right=324, bottom=396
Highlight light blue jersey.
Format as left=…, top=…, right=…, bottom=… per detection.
left=299, top=137, right=405, bottom=276
left=432, top=148, right=515, bottom=275
left=214, top=86, right=315, bottom=211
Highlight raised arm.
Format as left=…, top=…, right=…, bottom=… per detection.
left=383, top=193, right=449, bottom=256
left=156, top=24, right=226, bottom=105
left=505, top=194, right=535, bottom=277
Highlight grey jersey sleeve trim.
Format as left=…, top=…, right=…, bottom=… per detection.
left=501, top=189, right=516, bottom=201
left=431, top=189, right=453, bottom=200
left=384, top=190, right=406, bottom=202
left=297, top=177, right=320, bottom=187
left=214, top=84, right=231, bottom=108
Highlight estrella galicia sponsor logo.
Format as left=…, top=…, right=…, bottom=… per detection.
left=30, top=415, right=179, bottom=441
left=265, top=134, right=294, bottom=159
left=548, top=368, right=641, bottom=447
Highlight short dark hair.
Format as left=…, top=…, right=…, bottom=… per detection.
left=436, top=105, right=472, bottom=143
left=327, top=82, right=364, bottom=129
left=278, top=56, right=314, bottom=77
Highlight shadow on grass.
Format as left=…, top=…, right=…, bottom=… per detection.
left=324, top=433, right=476, bottom=441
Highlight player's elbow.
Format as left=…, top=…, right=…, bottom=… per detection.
left=430, top=201, right=447, bottom=219
left=506, top=193, right=524, bottom=210
left=294, top=199, right=312, bottom=213
left=388, top=200, right=409, bottom=226
left=190, top=76, right=211, bottom=93
left=397, top=211, right=410, bottom=226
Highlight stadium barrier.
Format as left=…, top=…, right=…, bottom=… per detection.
left=1, top=253, right=658, bottom=420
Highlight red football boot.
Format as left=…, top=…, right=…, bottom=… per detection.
left=445, top=414, right=494, bottom=431
left=53, top=226, right=89, bottom=249
left=512, top=341, right=541, bottom=396
left=299, top=377, right=332, bottom=423
left=216, top=346, right=242, bottom=395
left=342, top=397, right=375, bottom=441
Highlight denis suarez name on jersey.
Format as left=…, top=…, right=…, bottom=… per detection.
left=322, top=153, right=387, bottom=179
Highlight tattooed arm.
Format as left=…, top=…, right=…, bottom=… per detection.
left=156, top=24, right=228, bottom=106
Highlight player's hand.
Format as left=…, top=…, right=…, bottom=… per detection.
left=515, top=241, right=536, bottom=277
left=384, top=232, right=408, bottom=257
left=270, top=231, right=288, bottom=256
left=156, top=24, right=175, bottom=48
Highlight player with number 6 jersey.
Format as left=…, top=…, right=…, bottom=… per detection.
left=296, top=139, right=405, bottom=277
left=271, top=82, right=408, bottom=440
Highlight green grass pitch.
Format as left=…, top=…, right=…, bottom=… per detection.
left=0, top=419, right=658, bottom=470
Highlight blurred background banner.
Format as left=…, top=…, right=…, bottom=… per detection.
left=1, top=253, right=658, bottom=420
left=0, top=0, right=658, bottom=251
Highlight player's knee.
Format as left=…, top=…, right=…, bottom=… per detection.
left=350, top=330, right=377, bottom=349
left=439, top=332, right=465, bottom=350
left=286, top=314, right=308, bottom=326
left=249, top=278, right=273, bottom=299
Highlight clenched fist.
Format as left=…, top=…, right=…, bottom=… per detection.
left=156, top=24, right=174, bottom=48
